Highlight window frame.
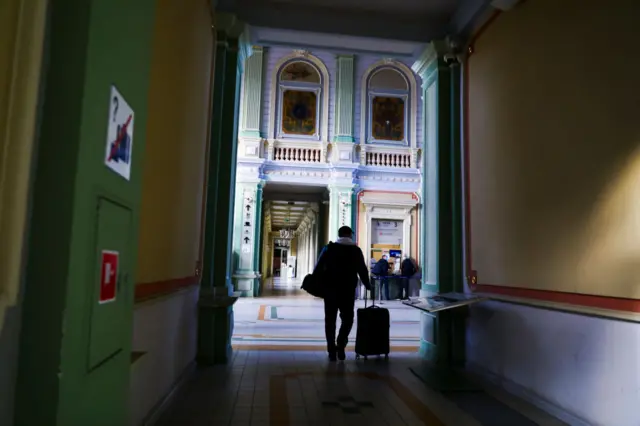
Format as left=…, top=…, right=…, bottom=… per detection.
left=365, top=66, right=411, bottom=147
left=276, top=60, right=323, bottom=141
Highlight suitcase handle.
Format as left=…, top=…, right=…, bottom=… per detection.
left=364, top=280, right=377, bottom=309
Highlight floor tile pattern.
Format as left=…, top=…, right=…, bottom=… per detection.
left=155, top=279, right=566, bottom=426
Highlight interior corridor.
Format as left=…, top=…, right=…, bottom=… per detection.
left=3, top=0, right=639, bottom=425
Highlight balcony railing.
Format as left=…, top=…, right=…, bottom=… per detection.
left=364, top=151, right=412, bottom=168
left=258, top=139, right=419, bottom=169
left=267, top=140, right=326, bottom=163
left=273, top=146, right=322, bottom=163
left=360, top=145, right=418, bottom=169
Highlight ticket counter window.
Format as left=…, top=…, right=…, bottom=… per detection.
left=370, top=220, right=403, bottom=272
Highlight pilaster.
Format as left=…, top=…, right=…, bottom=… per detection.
left=198, top=20, right=247, bottom=365
left=239, top=46, right=264, bottom=158
left=231, top=180, right=264, bottom=297
left=412, top=41, right=464, bottom=367
left=333, top=54, right=355, bottom=143
left=328, top=185, right=356, bottom=239
left=412, top=41, right=443, bottom=292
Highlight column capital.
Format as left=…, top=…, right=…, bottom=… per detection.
left=214, top=13, right=245, bottom=38
left=328, top=183, right=357, bottom=193
left=411, top=40, right=450, bottom=84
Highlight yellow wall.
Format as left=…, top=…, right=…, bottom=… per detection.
left=0, top=0, right=47, bottom=326
left=468, top=0, right=640, bottom=299
left=0, top=1, right=48, bottom=423
left=136, top=0, right=213, bottom=284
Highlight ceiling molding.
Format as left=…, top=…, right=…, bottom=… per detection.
left=251, top=27, right=427, bottom=59
left=228, top=2, right=450, bottom=41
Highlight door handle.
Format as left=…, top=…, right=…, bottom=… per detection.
left=117, top=272, right=129, bottom=291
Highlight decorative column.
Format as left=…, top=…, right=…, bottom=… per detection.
left=198, top=14, right=250, bottom=365
left=412, top=42, right=465, bottom=367
left=231, top=180, right=264, bottom=297
left=311, top=220, right=319, bottom=268
left=331, top=55, right=357, bottom=166
left=334, top=55, right=355, bottom=143
left=328, top=185, right=356, bottom=239
left=304, top=229, right=310, bottom=276
left=412, top=45, right=439, bottom=292
left=239, top=46, right=264, bottom=158
left=307, top=217, right=314, bottom=273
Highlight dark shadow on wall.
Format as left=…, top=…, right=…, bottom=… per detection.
left=0, top=305, right=23, bottom=426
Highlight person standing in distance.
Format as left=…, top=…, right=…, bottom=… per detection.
left=314, top=226, right=371, bottom=361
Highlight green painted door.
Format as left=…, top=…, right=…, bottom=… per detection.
left=88, top=199, right=132, bottom=370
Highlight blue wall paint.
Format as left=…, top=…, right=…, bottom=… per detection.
left=261, top=46, right=422, bottom=148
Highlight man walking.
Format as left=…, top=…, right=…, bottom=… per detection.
left=314, top=226, right=371, bottom=361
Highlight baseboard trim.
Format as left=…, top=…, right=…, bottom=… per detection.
left=465, top=362, right=592, bottom=426
left=140, top=360, right=196, bottom=426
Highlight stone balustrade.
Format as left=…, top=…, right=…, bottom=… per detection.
left=360, top=145, right=418, bottom=168
left=273, top=145, right=323, bottom=163
left=267, top=140, right=326, bottom=163
left=261, top=139, right=419, bottom=169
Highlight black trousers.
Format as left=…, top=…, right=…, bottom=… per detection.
left=324, top=295, right=355, bottom=353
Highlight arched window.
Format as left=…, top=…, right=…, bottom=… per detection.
left=276, top=60, right=322, bottom=140
left=362, top=63, right=417, bottom=147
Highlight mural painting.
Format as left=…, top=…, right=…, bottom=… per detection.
left=281, top=90, right=317, bottom=136
left=371, top=96, right=405, bottom=141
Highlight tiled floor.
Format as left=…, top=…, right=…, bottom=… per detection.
left=233, top=278, right=421, bottom=352
left=155, top=279, right=566, bottom=426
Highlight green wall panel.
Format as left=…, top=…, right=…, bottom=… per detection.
left=15, top=0, right=156, bottom=425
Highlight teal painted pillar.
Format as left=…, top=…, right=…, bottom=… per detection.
left=231, top=180, right=264, bottom=297
left=413, top=44, right=441, bottom=293
left=328, top=185, right=356, bottom=239
left=198, top=14, right=248, bottom=365
left=412, top=43, right=465, bottom=366
left=253, top=183, right=264, bottom=295
left=333, top=55, right=355, bottom=143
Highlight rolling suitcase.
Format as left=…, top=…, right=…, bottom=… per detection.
left=355, top=289, right=390, bottom=360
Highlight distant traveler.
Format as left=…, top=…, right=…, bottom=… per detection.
left=314, top=226, right=371, bottom=361
left=400, top=256, right=417, bottom=300
left=371, top=255, right=390, bottom=300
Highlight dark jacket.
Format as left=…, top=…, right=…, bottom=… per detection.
left=314, top=238, right=371, bottom=296
left=371, top=258, right=389, bottom=276
left=401, top=258, right=416, bottom=277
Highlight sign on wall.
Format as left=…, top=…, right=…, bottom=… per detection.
left=104, top=85, right=135, bottom=180
left=372, top=220, right=402, bottom=245
left=99, top=250, right=119, bottom=304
